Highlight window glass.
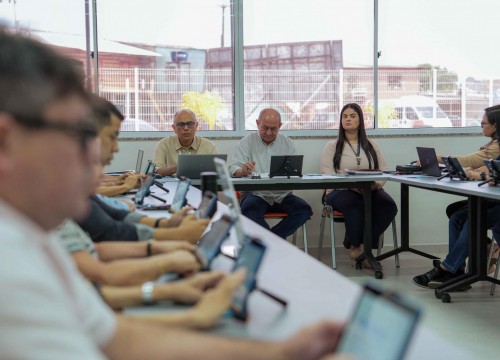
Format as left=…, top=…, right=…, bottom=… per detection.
left=379, top=0, right=500, bottom=128
left=0, top=0, right=89, bottom=86
left=243, top=0, right=373, bottom=130
left=97, top=0, right=234, bottom=132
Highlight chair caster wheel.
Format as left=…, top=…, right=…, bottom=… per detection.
left=441, top=292, right=451, bottom=303
left=434, top=289, right=441, bottom=299
left=375, top=270, right=383, bottom=279
left=355, top=262, right=362, bottom=270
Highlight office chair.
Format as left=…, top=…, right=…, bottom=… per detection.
left=264, top=212, right=309, bottom=254
left=318, top=189, right=400, bottom=269
left=236, top=192, right=309, bottom=254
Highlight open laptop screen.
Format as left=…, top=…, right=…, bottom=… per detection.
left=416, top=147, right=441, bottom=177
left=177, top=154, right=228, bottom=179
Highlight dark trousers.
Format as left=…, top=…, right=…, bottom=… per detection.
left=240, top=194, right=313, bottom=239
left=326, top=189, right=398, bottom=248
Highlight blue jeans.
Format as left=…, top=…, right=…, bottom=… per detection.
left=240, top=194, right=313, bottom=239
left=326, top=189, right=398, bottom=248
left=442, top=202, right=500, bottom=274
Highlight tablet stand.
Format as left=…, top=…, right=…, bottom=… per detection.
left=146, top=190, right=167, bottom=203
left=478, top=175, right=500, bottom=187
left=257, top=287, right=288, bottom=307
left=154, top=181, right=170, bottom=193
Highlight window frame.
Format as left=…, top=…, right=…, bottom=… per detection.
left=90, top=0, right=481, bottom=140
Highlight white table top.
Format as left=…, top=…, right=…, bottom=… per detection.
left=127, top=181, right=471, bottom=360
left=387, top=174, right=500, bottom=201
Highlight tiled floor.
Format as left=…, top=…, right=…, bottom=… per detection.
left=307, top=245, right=500, bottom=358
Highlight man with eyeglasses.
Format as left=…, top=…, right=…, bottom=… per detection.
left=229, top=108, right=313, bottom=239
left=154, top=109, right=218, bottom=176
left=0, top=30, right=345, bottom=360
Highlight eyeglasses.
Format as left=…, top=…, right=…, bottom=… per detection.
left=481, top=122, right=494, bottom=128
left=15, top=116, right=98, bottom=152
left=174, top=121, right=197, bottom=129
left=260, top=125, right=279, bottom=133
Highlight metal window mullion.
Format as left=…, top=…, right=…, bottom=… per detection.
left=232, top=0, right=245, bottom=135
left=373, top=0, right=379, bottom=129
left=92, top=0, right=99, bottom=95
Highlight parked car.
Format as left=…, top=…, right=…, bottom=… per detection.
left=382, top=95, right=453, bottom=128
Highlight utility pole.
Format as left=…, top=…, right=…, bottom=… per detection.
left=0, top=0, right=18, bottom=31
left=220, top=3, right=227, bottom=47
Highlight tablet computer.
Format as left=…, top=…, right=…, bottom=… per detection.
left=441, top=156, right=468, bottom=181
left=484, top=159, right=500, bottom=179
left=134, top=173, right=156, bottom=205
left=269, top=155, right=303, bottom=178
left=195, top=191, right=218, bottom=219
left=337, top=283, right=421, bottom=360
left=195, top=214, right=234, bottom=270
left=230, top=237, right=267, bottom=321
left=170, top=178, right=191, bottom=211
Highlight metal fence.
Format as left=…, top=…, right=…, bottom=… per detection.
left=99, top=68, right=500, bottom=131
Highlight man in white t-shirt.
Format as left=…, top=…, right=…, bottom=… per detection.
left=0, top=29, right=344, bottom=360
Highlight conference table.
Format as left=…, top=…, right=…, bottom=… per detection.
left=377, top=174, right=500, bottom=303
left=189, top=171, right=500, bottom=301
left=191, top=173, right=388, bottom=278
left=129, top=181, right=470, bottom=359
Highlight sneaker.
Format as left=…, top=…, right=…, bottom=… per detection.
left=432, top=259, right=441, bottom=268
left=428, top=269, right=471, bottom=291
left=413, top=267, right=447, bottom=288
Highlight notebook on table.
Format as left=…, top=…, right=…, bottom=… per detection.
left=416, top=147, right=442, bottom=177
left=177, top=154, right=228, bottom=179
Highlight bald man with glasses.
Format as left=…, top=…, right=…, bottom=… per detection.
left=229, top=108, right=313, bottom=239
left=154, top=109, right=218, bottom=176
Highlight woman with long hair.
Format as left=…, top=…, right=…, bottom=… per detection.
left=320, top=103, right=398, bottom=263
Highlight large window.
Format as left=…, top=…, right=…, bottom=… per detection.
left=0, top=0, right=89, bottom=85
left=2, top=0, right=500, bottom=133
left=378, top=0, right=500, bottom=128
left=96, top=0, right=235, bottom=132
left=243, top=0, right=373, bottom=130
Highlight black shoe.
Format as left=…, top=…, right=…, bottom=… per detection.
left=428, top=269, right=471, bottom=291
left=412, top=267, right=447, bottom=289
left=432, top=259, right=441, bottom=268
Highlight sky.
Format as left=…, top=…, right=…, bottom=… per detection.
left=1, top=0, right=499, bottom=79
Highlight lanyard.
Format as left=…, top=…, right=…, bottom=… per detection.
left=178, top=147, right=193, bottom=155
left=347, top=141, right=361, bottom=166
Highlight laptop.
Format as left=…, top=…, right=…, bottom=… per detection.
left=269, top=155, right=304, bottom=178
left=106, top=149, right=144, bottom=175
left=177, top=154, right=228, bottom=179
left=416, top=147, right=442, bottom=177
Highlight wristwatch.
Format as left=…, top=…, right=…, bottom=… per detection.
left=480, top=172, right=487, bottom=181
left=141, top=281, right=155, bottom=305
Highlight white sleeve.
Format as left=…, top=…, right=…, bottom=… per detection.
left=0, top=234, right=116, bottom=360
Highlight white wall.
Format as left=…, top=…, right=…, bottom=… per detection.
left=110, top=134, right=485, bottom=248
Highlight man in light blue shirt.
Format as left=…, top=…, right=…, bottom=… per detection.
left=229, top=108, right=312, bottom=239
